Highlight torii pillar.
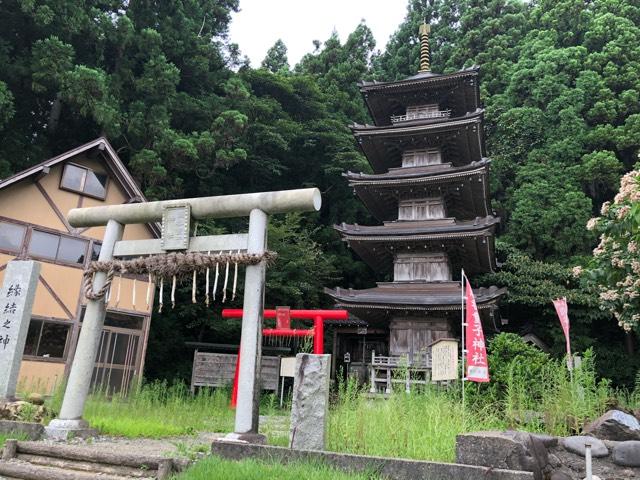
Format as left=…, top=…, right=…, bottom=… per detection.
left=45, top=188, right=321, bottom=440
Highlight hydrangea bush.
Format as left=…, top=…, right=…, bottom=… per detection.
left=579, top=166, right=640, bottom=331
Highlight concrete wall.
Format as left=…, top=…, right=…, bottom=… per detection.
left=211, top=441, right=534, bottom=480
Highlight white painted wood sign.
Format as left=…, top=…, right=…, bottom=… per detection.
left=430, top=338, right=459, bottom=381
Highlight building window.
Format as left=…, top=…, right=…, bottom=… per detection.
left=398, top=198, right=445, bottom=220
left=0, top=221, right=26, bottom=253
left=61, top=163, right=108, bottom=199
left=394, top=253, right=451, bottom=282
left=23, top=319, right=71, bottom=359
left=28, top=230, right=88, bottom=265
left=401, top=148, right=442, bottom=168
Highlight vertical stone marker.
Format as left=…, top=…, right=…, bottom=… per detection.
left=289, top=353, right=330, bottom=451
left=0, top=260, right=40, bottom=402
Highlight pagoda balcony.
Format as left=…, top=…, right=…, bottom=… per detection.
left=390, top=109, right=451, bottom=124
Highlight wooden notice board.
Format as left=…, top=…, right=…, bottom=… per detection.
left=430, top=338, right=459, bottom=381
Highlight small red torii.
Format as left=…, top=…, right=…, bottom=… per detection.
left=222, top=307, right=349, bottom=407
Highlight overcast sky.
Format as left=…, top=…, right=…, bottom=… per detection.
left=228, top=0, right=409, bottom=68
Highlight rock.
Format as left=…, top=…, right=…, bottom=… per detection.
left=547, top=453, right=562, bottom=468
left=456, top=430, right=548, bottom=480
left=584, top=410, right=640, bottom=441
left=531, top=433, right=558, bottom=448
left=289, top=354, right=331, bottom=451
left=612, top=440, right=640, bottom=467
left=550, top=471, right=573, bottom=480
left=563, top=436, right=609, bottom=458
left=26, top=393, right=44, bottom=405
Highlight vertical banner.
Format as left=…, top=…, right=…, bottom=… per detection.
left=465, top=281, right=490, bottom=382
left=552, top=297, right=572, bottom=370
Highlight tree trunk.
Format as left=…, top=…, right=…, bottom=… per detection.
left=47, top=92, right=62, bottom=133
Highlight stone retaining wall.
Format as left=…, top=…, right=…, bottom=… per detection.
left=456, top=430, right=640, bottom=480
left=211, top=440, right=534, bottom=480
left=0, top=420, right=43, bottom=440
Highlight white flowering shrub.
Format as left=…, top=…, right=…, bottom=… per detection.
left=580, top=167, right=640, bottom=331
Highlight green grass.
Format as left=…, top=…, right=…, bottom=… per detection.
left=69, top=381, right=234, bottom=438
left=175, top=456, right=383, bottom=480
left=0, top=432, right=29, bottom=449
left=328, top=387, right=505, bottom=463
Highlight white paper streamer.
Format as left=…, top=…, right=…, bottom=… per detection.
left=158, top=278, right=164, bottom=313
left=222, top=253, right=230, bottom=303
left=205, top=251, right=210, bottom=307
left=171, top=275, right=177, bottom=309
left=232, top=249, right=240, bottom=301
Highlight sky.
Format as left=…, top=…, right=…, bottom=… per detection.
left=228, top=0, right=409, bottom=68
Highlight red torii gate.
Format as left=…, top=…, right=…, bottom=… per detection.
left=222, top=308, right=349, bottom=407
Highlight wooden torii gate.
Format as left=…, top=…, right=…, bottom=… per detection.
left=45, top=188, right=321, bottom=441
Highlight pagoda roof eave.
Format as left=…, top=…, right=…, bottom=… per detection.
left=324, top=282, right=505, bottom=310
left=357, top=66, right=480, bottom=92
left=344, top=158, right=490, bottom=183
left=335, top=216, right=500, bottom=238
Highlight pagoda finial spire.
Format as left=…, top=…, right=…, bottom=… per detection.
left=418, top=21, right=431, bottom=73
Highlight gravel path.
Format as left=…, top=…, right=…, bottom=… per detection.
left=35, top=431, right=225, bottom=460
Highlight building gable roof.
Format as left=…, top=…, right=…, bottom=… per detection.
left=0, top=137, right=160, bottom=237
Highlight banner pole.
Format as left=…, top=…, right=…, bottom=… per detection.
left=461, top=269, right=466, bottom=422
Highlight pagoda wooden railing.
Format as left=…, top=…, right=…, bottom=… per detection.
left=390, top=109, right=451, bottom=124
left=369, top=350, right=432, bottom=394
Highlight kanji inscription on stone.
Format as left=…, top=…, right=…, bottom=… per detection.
left=161, top=205, right=191, bottom=251
left=0, top=260, right=40, bottom=400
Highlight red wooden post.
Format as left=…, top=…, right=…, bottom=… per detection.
left=230, top=348, right=241, bottom=408
left=313, top=315, right=324, bottom=354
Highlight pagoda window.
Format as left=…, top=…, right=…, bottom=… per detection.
left=401, top=148, right=442, bottom=168
left=398, top=197, right=445, bottom=220
left=394, top=253, right=451, bottom=282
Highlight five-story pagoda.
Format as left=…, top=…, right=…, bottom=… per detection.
left=326, top=23, right=505, bottom=384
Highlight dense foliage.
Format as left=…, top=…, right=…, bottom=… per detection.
left=1, top=0, right=639, bottom=382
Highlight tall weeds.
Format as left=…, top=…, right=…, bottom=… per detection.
left=328, top=376, right=505, bottom=462
left=82, top=381, right=233, bottom=437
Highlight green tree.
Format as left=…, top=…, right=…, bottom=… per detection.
left=261, top=39, right=289, bottom=73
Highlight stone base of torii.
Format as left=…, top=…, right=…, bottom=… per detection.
left=45, top=188, right=321, bottom=440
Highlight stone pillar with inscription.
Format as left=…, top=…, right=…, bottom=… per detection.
left=0, top=260, right=40, bottom=402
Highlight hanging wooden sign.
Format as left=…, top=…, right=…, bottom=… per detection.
left=161, top=205, right=191, bottom=251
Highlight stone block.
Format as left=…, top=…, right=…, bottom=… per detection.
left=456, top=431, right=548, bottom=480
left=562, top=436, right=609, bottom=457
left=0, top=420, right=44, bottom=440
left=0, top=261, right=40, bottom=401
left=612, top=441, right=640, bottom=467
left=584, top=410, right=640, bottom=441
left=44, top=419, right=97, bottom=441
left=289, top=353, right=330, bottom=451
